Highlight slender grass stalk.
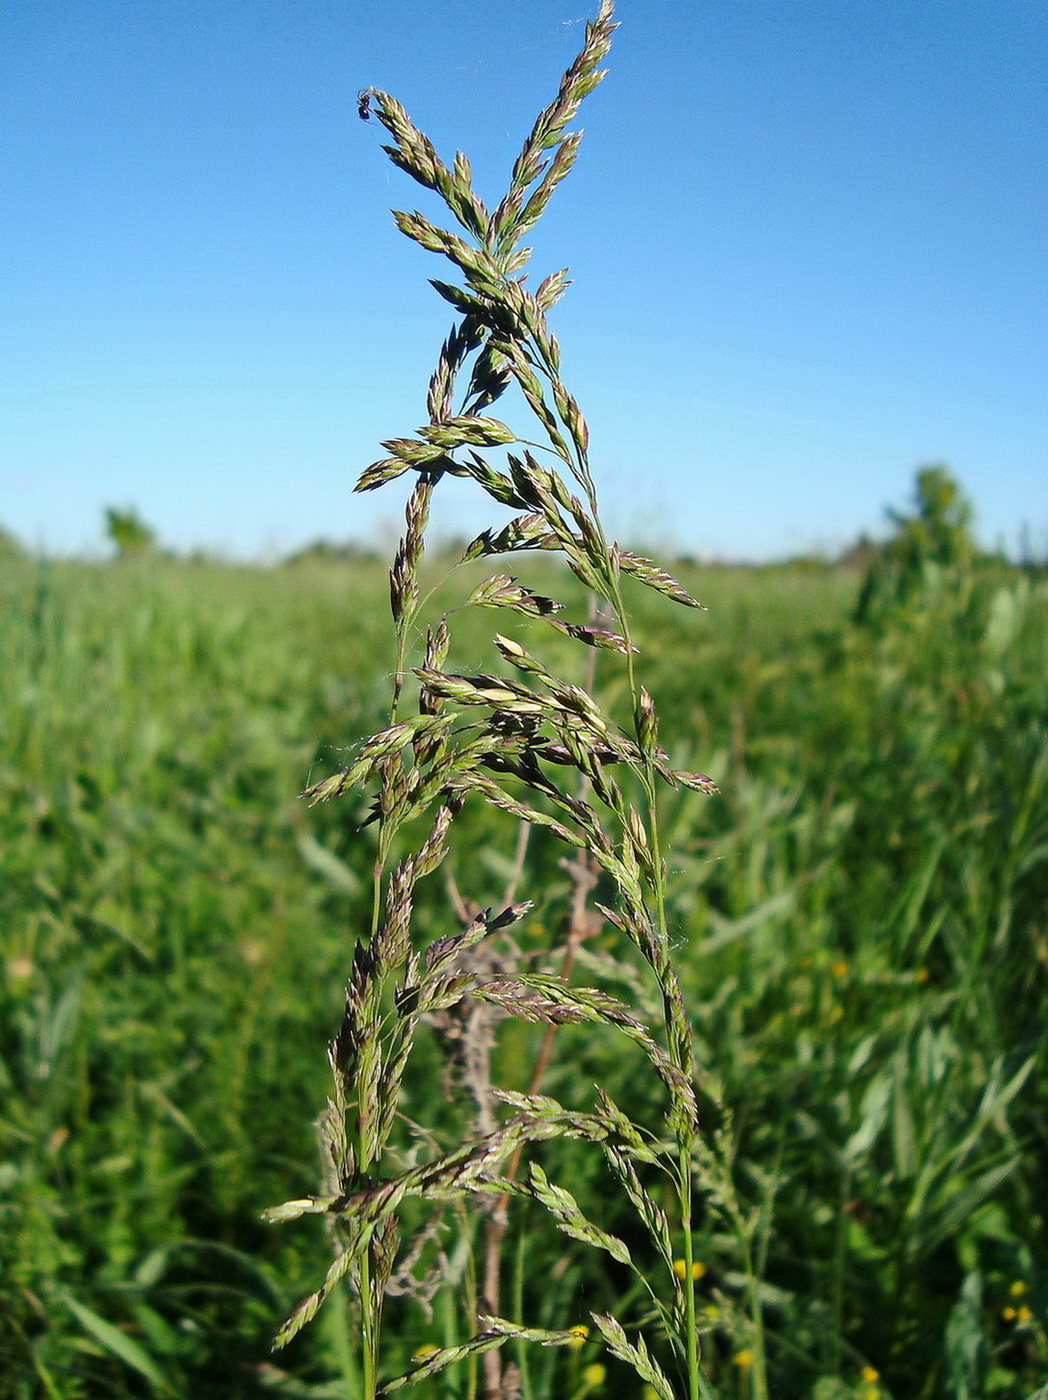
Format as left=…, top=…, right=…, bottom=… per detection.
left=266, top=7, right=732, bottom=1396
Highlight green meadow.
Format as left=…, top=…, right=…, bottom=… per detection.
left=2, top=545, right=1046, bottom=1399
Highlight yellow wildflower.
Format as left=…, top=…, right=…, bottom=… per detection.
left=673, top=1259, right=706, bottom=1281
left=1003, top=1306, right=1017, bottom=1322
left=1016, top=1305, right=1033, bottom=1325
left=567, top=1324, right=589, bottom=1348
left=732, top=1350, right=753, bottom=1368
left=581, top=1362, right=606, bottom=1387
left=831, top=960, right=849, bottom=978
left=1009, top=1280, right=1028, bottom=1298
left=914, top=968, right=929, bottom=983
left=860, top=1367, right=880, bottom=1383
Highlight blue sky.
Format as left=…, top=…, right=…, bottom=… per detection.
left=2, top=0, right=1045, bottom=559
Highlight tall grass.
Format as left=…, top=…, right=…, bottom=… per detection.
left=267, top=5, right=743, bottom=1397
left=2, top=549, right=1046, bottom=1398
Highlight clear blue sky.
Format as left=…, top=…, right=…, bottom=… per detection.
left=2, top=0, right=1045, bottom=559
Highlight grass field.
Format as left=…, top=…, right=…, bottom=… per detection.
left=2, top=550, right=1046, bottom=1399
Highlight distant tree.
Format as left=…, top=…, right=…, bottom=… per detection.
left=887, top=464, right=974, bottom=571
left=855, top=465, right=977, bottom=625
left=0, top=525, right=26, bottom=561
left=282, top=539, right=379, bottom=566
left=837, top=532, right=881, bottom=572
left=105, top=507, right=156, bottom=558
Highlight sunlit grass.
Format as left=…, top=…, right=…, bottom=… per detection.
left=2, top=550, right=1045, bottom=1397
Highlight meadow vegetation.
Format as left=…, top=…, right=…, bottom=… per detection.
left=3, top=5, right=1047, bottom=1397
left=2, top=530, right=1045, bottom=1399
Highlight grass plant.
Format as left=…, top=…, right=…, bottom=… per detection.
left=267, top=8, right=740, bottom=1396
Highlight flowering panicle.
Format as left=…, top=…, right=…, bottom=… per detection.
left=266, top=7, right=724, bottom=1398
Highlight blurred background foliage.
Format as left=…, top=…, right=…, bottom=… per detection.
left=1, top=470, right=1046, bottom=1399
